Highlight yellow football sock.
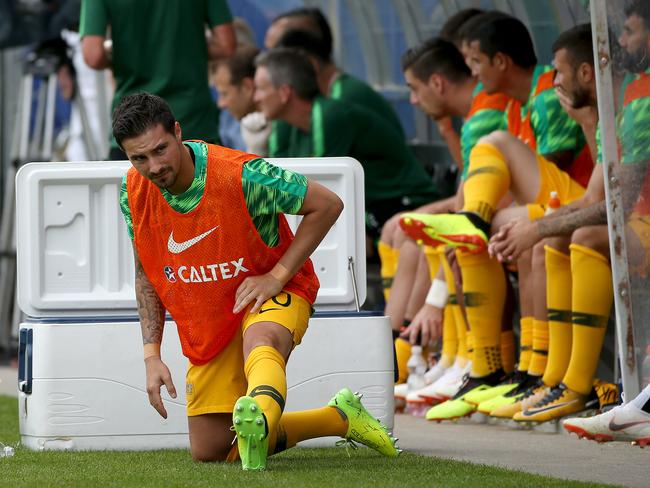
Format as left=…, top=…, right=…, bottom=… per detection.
left=378, top=241, right=398, bottom=302
left=528, top=319, right=549, bottom=377
left=563, top=244, right=613, bottom=395
left=543, top=246, right=573, bottom=387
left=441, top=253, right=469, bottom=367
left=462, top=143, right=511, bottom=222
left=440, top=305, right=457, bottom=368
left=457, top=251, right=505, bottom=377
left=269, top=407, right=348, bottom=454
left=424, top=247, right=456, bottom=367
left=245, top=346, right=287, bottom=437
left=501, top=330, right=515, bottom=374
left=395, top=338, right=411, bottom=384
left=518, top=317, right=533, bottom=372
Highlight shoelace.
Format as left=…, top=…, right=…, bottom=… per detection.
left=535, top=386, right=565, bottom=408
left=335, top=438, right=359, bottom=457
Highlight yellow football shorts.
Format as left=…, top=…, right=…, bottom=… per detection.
left=534, top=153, right=586, bottom=206
left=185, top=290, right=312, bottom=416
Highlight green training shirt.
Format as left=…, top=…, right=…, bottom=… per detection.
left=276, top=95, right=438, bottom=206
left=80, top=0, right=232, bottom=148
left=120, top=141, right=308, bottom=247
left=269, top=71, right=405, bottom=157
left=523, top=65, right=586, bottom=158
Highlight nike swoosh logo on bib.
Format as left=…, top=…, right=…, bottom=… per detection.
left=608, top=418, right=650, bottom=431
left=168, top=226, right=218, bottom=254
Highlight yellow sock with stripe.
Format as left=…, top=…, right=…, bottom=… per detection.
left=424, top=246, right=456, bottom=367
left=457, top=251, right=505, bottom=377
left=518, top=317, right=533, bottom=372
left=245, top=346, right=287, bottom=439
left=441, top=253, right=469, bottom=367
left=378, top=241, right=398, bottom=302
left=563, top=244, right=613, bottom=395
left=268, top=407, right=348, bottom=454
left=395, top=337, right=411, bottom=384
left=462, top=143, right=511, bottom=222
left=543, top=246, right=573, bottom=387
left=500, top=330, right=515, bottom=374
left=527, top=319, right=549, bottom=377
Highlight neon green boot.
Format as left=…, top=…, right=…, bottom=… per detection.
left=232, top=396, right=268, bottom=471
left=329, top=388, right=400, bottom=457
left=399, top=213, right=488, bottom=253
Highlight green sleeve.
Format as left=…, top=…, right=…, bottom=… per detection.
left=120, top=175, right=134, bottom=240
left=595, top=124, right=602, bottom=164
left=531, top=89, right=584, bottom=156
left=242, top=158, right=308, bottom=216
left=620, top=97, right=650, bottom=164
left=242, top=158, right=308, bottom=247
left=207, top=0, right=233, bottom=27
left=79, top=0, right=108, bottom=37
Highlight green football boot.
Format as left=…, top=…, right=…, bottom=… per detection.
left=425, top=398, right=475, bottom=421
left=329, top=388, right=400, bottom=457
left=232, top=396, right=269, bottom=471
left=399, top=213, right=488, bottom=253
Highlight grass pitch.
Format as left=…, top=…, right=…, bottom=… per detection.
left=0, top=395, right=617, bottom=488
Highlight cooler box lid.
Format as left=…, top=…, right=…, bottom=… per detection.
left=16, top=157, right=366, bottom=318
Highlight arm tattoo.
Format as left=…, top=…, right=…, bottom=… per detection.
left=537, top=201, right=607, bottom=237
left=133, top=249, right=166, bottom=345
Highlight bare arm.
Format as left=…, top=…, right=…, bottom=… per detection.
left=81, top=35, right=111, bottom=69
left=133, top=244, right=165, bottom=345
left=133, top=244, right=177, bottom=418
left=207, top=23, right=236, bottom=60
left=537, top=201, right=607, bottom=237
left=234, top=180, right=343, bottom=313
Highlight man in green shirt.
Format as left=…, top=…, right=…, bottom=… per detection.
left=80, top=0, right=236, bottom=159
left=263, top=7, right=405, bottom=158
left=253, top=48, right=439, bottom=238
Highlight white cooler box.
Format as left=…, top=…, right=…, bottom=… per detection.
left=15, top=157, right=394, bottom=451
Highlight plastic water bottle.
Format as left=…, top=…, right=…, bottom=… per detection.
left=0, top=444, right=14, bottom=458
left=642, top=344, right=650, bottom=389
left=406, top=346, right=428, bottom=416
left=545, top=191, right=561, bottom=216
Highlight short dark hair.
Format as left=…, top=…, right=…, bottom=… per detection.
left=625, top=0, right=650, bottom=27
left=276, top=29, right=330, bottom=64
left=401, top=37, right=471, bottom=83
left=439, top=8, right=484, bottom=46
left=457, top=10, right=510, bottom=44
left=217, top=45, right=260, bottom=85
left=466, top=15, right=537, bottom=69
left=255, top=48, right=321, bottom=101
left=112, top=93, right=175, bottom=149
left=272, top=8, right=333, bottom=60
left=552, top=23, right=594, bottom=67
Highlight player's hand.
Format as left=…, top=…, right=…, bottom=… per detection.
left=144, top=356, right=177, bottom=419
left=555, top=88, right=598, bottom=128
left=489, top=218, right=539, bottom=262
left=234, top=273, right=284, bottom=314
left=401, top=304, right=443, bottom=346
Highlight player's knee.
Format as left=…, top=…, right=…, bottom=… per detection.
left=380, top=214, right=400, bottom=243
left=478, top=130, right=511, bottom=151
left=571, top=226, right=608, bottom=252
left=191, top=444, right=230, bottom=463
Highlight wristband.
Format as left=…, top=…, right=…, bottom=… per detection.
left=425, top=279, right=448, bottom=308
left=144, top=343, right=161, bottom=360
left=270, top=263, right=291, bottom=284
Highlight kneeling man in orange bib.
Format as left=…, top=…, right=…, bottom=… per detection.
left=115, top=92, right=399, bottom=470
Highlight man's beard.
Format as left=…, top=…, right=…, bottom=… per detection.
left=620, top=46, right=649, bottom=73
left=570, top=86, right=591, bottom=109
